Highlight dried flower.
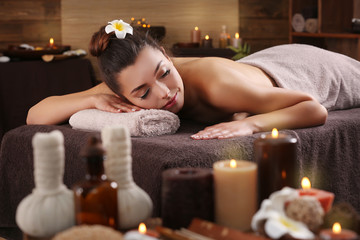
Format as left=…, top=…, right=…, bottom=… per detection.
left=251, top=187, right=315, bottom=240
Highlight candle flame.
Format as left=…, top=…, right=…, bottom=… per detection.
left=235, top=33, right=239, bottom=39
left=332, top=222, right=341, bottom=234
left=301, top=177, right=311, bottom=190
left=138, top=222, right=147, bottom=234
left=195, top=26, right=199, bottom=31
left=272, top=128, right=279, bottom=138
left=230, top=159, right=237, bottom=168
left=205, top=35, right=209, bottom=40
left=49, top=38, right=54, bottom=45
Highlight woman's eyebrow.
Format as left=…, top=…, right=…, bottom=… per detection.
left=154, top=60, right=162, bottom=76
left=131, top=83, right=146, bottom=94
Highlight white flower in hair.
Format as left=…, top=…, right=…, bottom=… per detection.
left=105, top=19, right=133, bottom=39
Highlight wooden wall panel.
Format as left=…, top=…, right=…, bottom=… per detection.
left=61, top=0, right=239, bottom=49
left=239, top=0, right=289, bottom=52
left=354, top=0, right=360, bottom=18
left=61, top=0, right=239, bottom=80
left=0, top=0, right=61, bottom=49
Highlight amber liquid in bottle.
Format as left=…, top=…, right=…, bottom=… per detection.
left=72, top=136, right=118, bottom=229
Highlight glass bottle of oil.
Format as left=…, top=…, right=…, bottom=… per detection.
left=72, top=136, right=118, bottom=229
left=219, top=25, right=230, bottom=48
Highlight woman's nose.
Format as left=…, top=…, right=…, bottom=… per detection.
left=155, top=81, right=170, bottom=99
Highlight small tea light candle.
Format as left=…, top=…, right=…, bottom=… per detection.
left=47, top=38, right=56, bottom=49
left=123, top=223, right=159, bottom=240
left=254, top=128, right=299, bottom=207
left=191, top=26, right=201, bottom=43
left=213, top=159, right=257, bottom=231
left=297, top=177, right=335, bottom=213
left=320, top=222, right=358, bottom=240
left=202, top=35, right=213, bottom=48
left=231, top=32, right=242, bottom=48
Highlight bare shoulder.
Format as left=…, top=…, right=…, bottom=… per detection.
left=87, top=82, right=117, bottom=95
left=174, top=57, right=282, bottom=113
left=174, top=57, right=273, bottom=86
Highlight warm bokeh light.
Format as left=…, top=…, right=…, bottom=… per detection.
left=49, top=38, right=54, bottom=45
left=235, top=32, right=239, bottom=39
left=205, top=35, right=210, bottom=40
left=272, top=128, right=279, bottom=138
left=138, top=222, right=146, bottom=234
left=281, top=170, right=286, bottom=179
left=332, top=222, right=341, bottom=234
left=131, top=17, right=135, bottom=21
left=195, top=26, right=199, bottom=31
left=301, top=177, right=311, bottom=190
left=230, top=159, right=237, bottom=168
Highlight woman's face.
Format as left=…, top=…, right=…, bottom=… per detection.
left=117, top=46, right=184, bottom=114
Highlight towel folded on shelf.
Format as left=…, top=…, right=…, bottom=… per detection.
left=69, top=109, right=180, bottom=137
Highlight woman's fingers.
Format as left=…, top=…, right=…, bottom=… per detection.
left=113, top=102, right=142, bottom=112
left=191, top=121, right=253, bottom=140
left=94, top=94, right=142, bottom=113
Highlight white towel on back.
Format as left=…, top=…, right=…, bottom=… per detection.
left=239, top=44, right=360, bottom=111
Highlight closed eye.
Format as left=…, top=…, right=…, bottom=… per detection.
left=161, top=69, right=170, bottom=79
left=140, top=88, right=150, bottom=99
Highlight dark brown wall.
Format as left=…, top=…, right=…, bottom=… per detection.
left=0, top=0, right=61, bottom=50
left=239, top=0, right=289, bottom=52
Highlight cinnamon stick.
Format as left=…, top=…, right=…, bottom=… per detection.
left=188, top=218, right=271, bottom=240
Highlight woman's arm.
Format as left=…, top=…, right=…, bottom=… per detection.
left=191, top=67, right=328, bottom=139
left=26, top=82, right=141, bottom=125
left=191, top=98, right=327, bottom=139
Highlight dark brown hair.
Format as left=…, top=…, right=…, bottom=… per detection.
left=89, top=26, right=161, bottom=95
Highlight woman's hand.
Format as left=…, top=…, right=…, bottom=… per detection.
left=92, top=93, right=142, bottom=113
left=191, top=119, right=256, bottom=140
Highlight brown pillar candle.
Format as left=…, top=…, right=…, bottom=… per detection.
left=161, top=168, right=214, bottom=229
left=253, top=128, right=299, bottom=207
left=202, top=35, right=213, bottom=48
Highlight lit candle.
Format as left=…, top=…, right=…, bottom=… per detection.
left=320, top=222, right=358, bottom=240
left=161, top=168, right=214, bottom=229
left=191, top=26, right=201, bottom=43
left=231, top=32, right=242, bottom=48
left=213, top=159, right=257, bottom=231
left=254, top=128, right=299, bottom=207
left=48, top=38, right=55, bottom=49
left=202, top=35, right=213, bottom=48
left=123, top=223, right=159, bottom=240
left=297, top=177, right=335, bottom=213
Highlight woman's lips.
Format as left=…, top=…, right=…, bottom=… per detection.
left=163, top=92, right=178, bottom=109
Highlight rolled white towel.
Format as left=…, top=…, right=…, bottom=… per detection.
left=305, top=18, right=318, bottom=33
left=292, top=13, right=305, bottom=32
left=69, top=109, right=180, bottom=137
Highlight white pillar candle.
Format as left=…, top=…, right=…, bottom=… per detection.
left=213, top=159, right=257, bottom=231
left=231, top=32, right=242, bottom=48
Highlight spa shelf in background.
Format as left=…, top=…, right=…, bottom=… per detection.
left=289, top=0, right=360, bottom=61
left=170, top=47, right=235, bottom=59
